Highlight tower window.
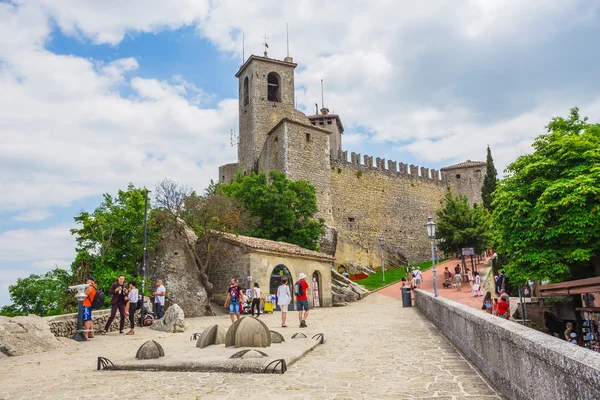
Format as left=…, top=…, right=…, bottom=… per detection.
left=327, top=120, right=332, bottom=125
left=243, top=76, right=249, bottom=106
left=319, top=121, right=324, bottom=125
left=306, top=133, right=311, bottom=141
left=267, top=72, right=281, bottom=102
left=456, top=174, right=461, bottom=179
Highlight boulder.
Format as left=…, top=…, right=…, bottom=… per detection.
left=331, top=270, right=370, bottom=305
left=225, top=317, right=271, bottom=348
left=136, top=340, right=165, bottom=359
left=196, top=324, right=226, bottom=348
left=147, top=219, right=212, bottom=317
left=0, top=315, right=63, bottom=357
left=150, top=304, right=186, bottom=333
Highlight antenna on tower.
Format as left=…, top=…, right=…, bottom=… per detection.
left=321, top=79, right=324, bottom=109
left=286, top=23, right=290, bottom=57
left=230, top=123, right=238, bottom=147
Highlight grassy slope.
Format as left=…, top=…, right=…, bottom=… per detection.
left=354, top=259, right=449, bottom=291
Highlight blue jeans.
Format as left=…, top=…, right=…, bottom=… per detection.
left=155, top=302, right=163, bottom=319
left=229, top=301, right=240, bottom=314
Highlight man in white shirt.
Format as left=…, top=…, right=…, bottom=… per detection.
left=415, top=268, right=422, bottom=287
left=152, top=279, right=166, bottom=319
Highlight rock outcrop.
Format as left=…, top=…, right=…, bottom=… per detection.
left=0, top=315, right=63, bottom=356
left=339, top=261, right=376, bottom=275
left=151, top=304, right=186, bottom=333
left=148, top=219, right=212, bottom=317
left=331, top=270, right=370, bottom=305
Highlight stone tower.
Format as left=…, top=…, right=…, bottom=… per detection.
left=235, top=55, right=299, bottom=173
left=308, top=107, right=344, bottom=159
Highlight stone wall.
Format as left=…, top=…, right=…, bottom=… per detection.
left=330, top=154, right=448, bottom=267
left=441, top=164, right=485, bottom=205
left=208, top=240, right=252, bottom=305
left=257, top=123, right=286, bottom=175
left=45, top=309, right=122, bottom=337
left=414, top=289, right=600, bottom=400
left=218, top=162, right=239, bottom=184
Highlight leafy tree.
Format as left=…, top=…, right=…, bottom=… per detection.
left=435, top=191, right=493, bottom=257
left=481, top=145, right=498, bottom=210
left=70, top=184, right=160, bottom=292
left=221, top=170, right=325, bottom=251
left=0, top=268, right=73, bottom=316
left=493, top=108, right=600, bottom=283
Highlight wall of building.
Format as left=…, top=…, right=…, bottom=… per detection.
left=207, top=240, right=252, bottom=306
left=415, top=289, right=600, bottom=400
left=257, top=123, right=286, bottom=174
left=284, top=121, right=334, bottom=224
left=330, top=151, right=448, bottom=266
left=249, top=252, right=333, bottom=307
left=218, top=162, right=239, bottom=184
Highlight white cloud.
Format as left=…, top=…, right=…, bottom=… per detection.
left=30, top=259, right=71, bottom=269
left=0, top=224, right=75, bottom=262
left=12, top=209, right=53, bottom=222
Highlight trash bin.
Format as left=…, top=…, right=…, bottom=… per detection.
left=402, top=287, right=412, bottom=307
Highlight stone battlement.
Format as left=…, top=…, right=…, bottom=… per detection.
left=333, top=150, right=446, bottom=185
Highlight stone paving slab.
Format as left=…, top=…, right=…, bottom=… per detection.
left=0, top=293, right=503, bottom=400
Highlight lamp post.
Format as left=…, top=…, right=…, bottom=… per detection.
left=139, top=188, right=150, bottom=328
left=425, top=217, right=438, bottom=297
left=378, top=236, right=385, bottom=284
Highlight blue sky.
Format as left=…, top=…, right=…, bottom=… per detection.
left=1, top=0, right=600, bottom=307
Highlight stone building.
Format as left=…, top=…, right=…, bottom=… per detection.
left=209, top=233, right=333, bottom=309
left=218, top=52, right=486, bottom=268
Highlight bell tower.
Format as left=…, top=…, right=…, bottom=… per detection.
left=235, top=55, right=297, bottom=173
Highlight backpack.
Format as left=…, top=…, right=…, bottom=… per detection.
left=294, top=281, right=304, bottom=296
left=91, top=288, right=105, bottom=309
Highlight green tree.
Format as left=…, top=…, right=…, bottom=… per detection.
left=435, top=191, right=493, bottom=256
left=221, top=170, right=325, bottom=251
left=481, top=145, right=498, bottom=210
left=70, top=184, right=160, bottom=292
left=0, top=268, right=73, bottom=317
left=493, top=108, right=600, bottom=283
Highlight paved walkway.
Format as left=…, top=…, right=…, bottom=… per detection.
left=0, top=294, right=502, bottom=399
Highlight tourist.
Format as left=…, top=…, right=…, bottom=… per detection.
left=482, top=292, right=493, bottom=314
left=498, top=270, right=506, bottom=292
left=435, top=250, right=440, bottom=262
left=153, top=279, right=166, bottom=319
left=528, top=279, right=536, bottom=298
left=564, top=322, right=575, bottom=342
left=400, top=277, right=408, bottom=288
left=500, top=289, right=510, bottom=310
left=454, top=264, right=461, bottom=276
left=415, top=267, right=422, bottom=285
left=454, top=271, right=462, bottom=291
left=277, top=277, right=291, bottom=327
left=226, top=278, right=242, bottom=323
left=443, top=267, right=451, bottom=288
left=251, top=282, right=262, bottom=317
left=82, top=276, right=97, bottom=339
left=492, top=298, right=498, bottom=315
left=295, top=272, right=310, bottom=328
left=466, top=268, right=474, bottom=289
left=102, top=274, right=127, bottom=334
left=497, top=296, right=509, bottom=319
left=494, top=274, right=500, bottom=294
left=125, top=280, right=138, bottom=335
left=473, top=272, right=483, bottom=296
left=410, top=273, right=418, bottom=289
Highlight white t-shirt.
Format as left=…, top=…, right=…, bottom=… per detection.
left=155, top=285, right=166, bottom=305
left=415, top=270, right=422, bottom=280
left=128, top=288, right=139, bottom=303
left=253, top=287, right=262, bottom=299
left=276, top=285, right=291, bottom=305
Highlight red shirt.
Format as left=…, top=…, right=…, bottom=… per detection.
left=296, top=280, right=309, bottom=301
left=497, top=300, right=509, bottom=319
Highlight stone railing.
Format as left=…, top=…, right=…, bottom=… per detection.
left=45, top=309, right=121, bottom=337
left=414, top=289, right=600, bottom=400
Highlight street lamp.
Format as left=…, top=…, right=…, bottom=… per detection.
left=139, top=188, right=150, bottom=328
left=378, top=236, right=385, bottom=284
left=425, top=217, right=438, bottom=297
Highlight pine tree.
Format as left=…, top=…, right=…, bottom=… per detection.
left=481, top=145, right=498, bottom=210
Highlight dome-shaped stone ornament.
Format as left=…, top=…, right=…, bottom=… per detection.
left=135, top=340, right=165, bottom=359
left=230, top=349, right=269, bottom=359
left=291, top=332, right=307, bottom=339
left=270, top=330, right=285, bottom=343
left=225, top=317, right=271, bottom=348
left=196, top=325, right=226, bottom=348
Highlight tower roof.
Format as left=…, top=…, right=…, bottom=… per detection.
left=440, top=160, right=486, bottom=171
left=235, top=55, right=297, bottom=78
left=307, top=113, right=344, bottom=133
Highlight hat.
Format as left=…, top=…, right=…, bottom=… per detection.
left=87, top=276, right=95, bottom=282
left=298, top=272, right=307, bottom=280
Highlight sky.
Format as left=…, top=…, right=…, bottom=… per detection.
left=1, top=0, right=600, bottom=307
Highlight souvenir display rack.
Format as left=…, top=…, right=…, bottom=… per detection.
left=578, top=308, right=600, bottom=353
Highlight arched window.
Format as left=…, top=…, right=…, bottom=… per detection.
left=267, top=72, right=281, bottom=102
left=243, top=76, right=249, bottom=106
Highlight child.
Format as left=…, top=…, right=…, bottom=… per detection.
left=492, top=298, right=498, bottom=315
left=454, top=272, right=462, bottom=291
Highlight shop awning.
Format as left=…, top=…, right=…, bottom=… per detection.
left=539, top=277, right=600, bottom=297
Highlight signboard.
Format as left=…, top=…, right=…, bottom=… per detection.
left=462, top=247, right=475, bottom=256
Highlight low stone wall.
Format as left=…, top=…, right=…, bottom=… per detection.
left=414, top=289, right=600, bottom=400
left=45, top=309, right=122, bottom=337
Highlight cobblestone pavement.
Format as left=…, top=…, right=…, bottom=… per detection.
left=0, top=293, right=503, bottom=400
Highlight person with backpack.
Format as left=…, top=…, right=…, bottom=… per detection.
left=82, top=276, right=97, bottom=339
left=125, top=280, right=138, bottom=335
left=101, top=274, right=127, bottom=334
left=295, top=272, right=310, bottom=328
left=225, top=278, right=242, bottom=323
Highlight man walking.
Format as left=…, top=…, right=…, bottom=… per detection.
left=226, top=278, right=242, bottom=323
left=295, top=272, right=310, bottom=328
left=415, top=267, right=422, bottom=286
left=153, top=279, right=166, bottom=319
left=102, top=274, right=127, bottom=334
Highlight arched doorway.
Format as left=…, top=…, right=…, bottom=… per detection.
left=312, top=271, right=322, bottom=308
left=269, top=264, right=293, bottom=311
